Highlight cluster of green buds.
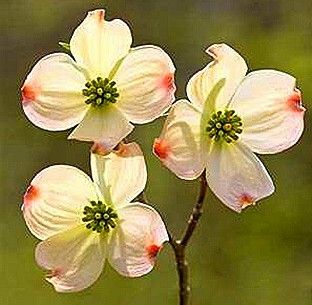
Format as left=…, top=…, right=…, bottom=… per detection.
left=82, top=200, right=118, bottom=233
left=207, top=109, right=243, bottom=143
left=82, top=77, right=119, bottom=107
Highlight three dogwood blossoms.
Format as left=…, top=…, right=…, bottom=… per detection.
left=21, top=9, right=305, bottom=294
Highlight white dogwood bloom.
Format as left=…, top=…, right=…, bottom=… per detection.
left=22, top=143, right=168, bottom=292
left=21, top=9, right=176, bottom=151
left=154, top=43, right=305, bottom=212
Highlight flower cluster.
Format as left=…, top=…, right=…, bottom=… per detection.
left=21, top=9, right=176, bottom=152
left=153, top=44, right=305, bottom=212
left=21, top=9, right=305, bottom=293
left=23, top=143, right=168, bottom=292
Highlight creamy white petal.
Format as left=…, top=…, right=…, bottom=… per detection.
left=35, top=226, right=106, bottom=292
left=21, top=53, right=88, bottom=131
left=68, top=105, right=134, bottom=151
left=22, top=165, right=98, bottom=240
left=70, top=9, right=132, bottom=78
left=206, top=142, right=274, bottom=213
left=153, top=100, right=205, bottom=180
left=91, top=142, right=147, bottom=207
left=114, top=45, right=176, bottom=123
left=186, top=43, right=247, bottom=112
left=108, top=203, right=168, bottom=277
left=230, top=70, right=305, bottom=154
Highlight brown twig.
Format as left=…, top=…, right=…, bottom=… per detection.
left=169, top=173, right=208, bottom=305
left=180, top=174, right=207, bottom=246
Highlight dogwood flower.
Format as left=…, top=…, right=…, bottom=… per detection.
left=21, top=9, right=176, bottom=151
left=22, top=142, right=168, bottom=292
left=153, top=43, right=305, bottom=212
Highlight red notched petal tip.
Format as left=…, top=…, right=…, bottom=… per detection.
left=161, top=73, right=176, bottom=92
left=23, top=185, right=39, bottom=208
left=287, top=88, right=306, bottom=113
left=153, top=138, right=170, bottom=160
left=114, top=142, right=130, bottom=157
left=239, top=193, right=254, bottom=209
left=21, top=85, right=37, bottom=104
left=89, top=9, right=105, bottom=23
left=91, top=142, right=110, bottom=156
left=146, top=244, right=161, bottom=260
left=97, top=9, right=105, bottom=22
left=46, top=268, right=63, bottom=279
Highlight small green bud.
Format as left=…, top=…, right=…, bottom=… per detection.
left=104, top=92, right=112, bottom=99
left=97, top=88, right=104, bottom=96
left=96, top=97, right=103, bottom=105
left=223, top=123, right=232, bottom=131
left=215, top=122, right=222, bottom=129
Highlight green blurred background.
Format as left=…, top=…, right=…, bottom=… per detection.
left=1, top=1, right=311, bottom=304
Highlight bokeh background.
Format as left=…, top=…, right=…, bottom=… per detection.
left=1, top=1, right=311, bottom=304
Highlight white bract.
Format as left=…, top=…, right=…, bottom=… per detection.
left=154, top=43, right=305, bottom=212
left=21, top=9, right=176, bottom=152
left=22, top=143, right=168, bottom=292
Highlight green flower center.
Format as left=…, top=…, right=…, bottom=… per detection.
left=82, top=200, right=118, bottom=233
left=82, top=77, right=119, bottom=107
left=206, top=110, right=243, bottom=143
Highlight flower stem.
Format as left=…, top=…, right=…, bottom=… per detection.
left=181, top=173, right=207, bottom=246
left=169, top=173, right=207, bottom=305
